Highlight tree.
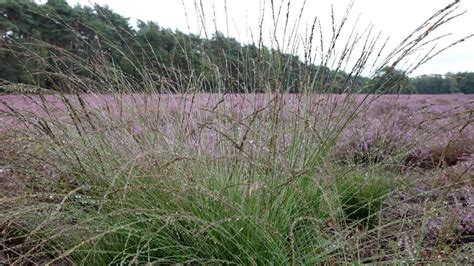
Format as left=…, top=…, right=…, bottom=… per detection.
left=455, top=72, right=474, bottom=94
left=370, top=66, right=414, bottom=93
left=411, top=74, right=450, bottom=94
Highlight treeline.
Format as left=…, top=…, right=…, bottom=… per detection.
left=411, top=73, right=474, bottom=94
left=0, top=0, right=472, bottom=94
left=1, top=0, right=338, bottom=93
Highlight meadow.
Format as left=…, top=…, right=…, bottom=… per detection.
left=1, top=0, right=473, bottom=264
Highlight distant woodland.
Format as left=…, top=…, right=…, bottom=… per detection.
left=1, top=0, right=473, bottom=93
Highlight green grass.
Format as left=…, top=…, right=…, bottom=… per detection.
left=1, top=124, right=402, bottom=264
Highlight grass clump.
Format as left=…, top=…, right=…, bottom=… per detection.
left=336, top=170, right=398, bottom=226
left=0, top=116, right=407, bottom=264
left=1, top=138, right=398, bottom=264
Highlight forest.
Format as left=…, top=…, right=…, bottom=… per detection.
left=1, top=0, right=473, bottom=94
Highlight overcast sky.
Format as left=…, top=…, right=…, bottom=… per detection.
left=61, top=0, right=473, bottom=76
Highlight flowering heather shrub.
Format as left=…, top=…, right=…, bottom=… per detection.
left=407, top=134, right=474, bottom=168
left=333, top=94, right=474, bottom=168
left=5, top=93, right=471, bottom=168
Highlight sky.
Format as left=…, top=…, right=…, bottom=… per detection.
left=59, top=0, right=473, bottom=76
